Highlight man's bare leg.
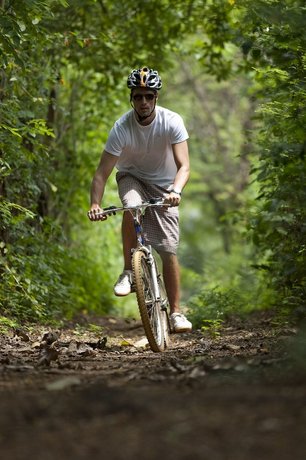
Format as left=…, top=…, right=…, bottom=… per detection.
left=159, top=251, right=180, bottom=315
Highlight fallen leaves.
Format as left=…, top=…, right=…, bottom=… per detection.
left=45, top=376, right=81, bottom=391
left=14, top=329, right=30, bottom=342
left=0, top=313, right=295, bottom=391
left=37, top=344, right=59, bottom=367
left=36, top=331, right=60, bottom=367
left=120, top=337, right=149, bottom=349
left=36, top=334, right=110, bottom=366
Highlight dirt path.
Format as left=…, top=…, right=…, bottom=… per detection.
left=0, top=313, right=305, bottom=459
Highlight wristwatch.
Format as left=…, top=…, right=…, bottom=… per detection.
left=169, top=189, right=182, bottom=196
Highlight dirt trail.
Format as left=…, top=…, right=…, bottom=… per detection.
left=0, top=313, right=305, bottom=460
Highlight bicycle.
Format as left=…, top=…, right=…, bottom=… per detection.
left=95, top=199, right=171, bottom=352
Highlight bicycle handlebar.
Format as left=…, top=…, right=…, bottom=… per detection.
left=95, top=198, right=170, bottom=218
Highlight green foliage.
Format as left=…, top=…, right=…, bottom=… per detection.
left=201, top=318, right=223, bottom=338
left=1, top=0, right=304, bottom=324
left=161, top=56, right=263, bottom=321
left=188, top=278, right=266, bottom=329
left=186, top=0, right=306, bottom=319
left=0, top=315, right=18, bottom=333
left=239, top=0, right=306, bottom=311
left=1, top=0, right=207, bottom=321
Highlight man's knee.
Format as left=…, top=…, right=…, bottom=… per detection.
left=159, top=250, right=178, bottom=264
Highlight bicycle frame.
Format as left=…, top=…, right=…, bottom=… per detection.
left=99, top=200, right=166, bottom=303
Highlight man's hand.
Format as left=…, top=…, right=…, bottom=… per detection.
left=87, top=204, right=107, bottom=221
left=165, top=190, right=181, bottom=207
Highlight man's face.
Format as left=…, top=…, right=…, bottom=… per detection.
left=131, top=88, right=157, bottom=118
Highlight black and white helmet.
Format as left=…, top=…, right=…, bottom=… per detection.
left=127, top=67, right=162, bottom=90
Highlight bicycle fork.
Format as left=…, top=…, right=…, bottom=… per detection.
left=132, top=215, right=164, bottom=308
left=140, top=246, right=161, bottom=303
left=145, top=248, right=171, bottom=334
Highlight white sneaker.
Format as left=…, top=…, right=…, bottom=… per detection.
left=114, top=270, right=133, bottom=296
left=170, top=313, right=192, bottom=333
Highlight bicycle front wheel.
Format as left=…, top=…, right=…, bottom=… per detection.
left=132, top=249, right=165, bottom=352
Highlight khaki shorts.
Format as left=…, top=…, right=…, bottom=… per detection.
left=116, top=172, right=179, bottom=254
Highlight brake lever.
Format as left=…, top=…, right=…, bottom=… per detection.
left=103, top=205, right=117, bottom=216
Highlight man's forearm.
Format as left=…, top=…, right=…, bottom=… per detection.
left=89, top=150, right=118, bottom=208
left=173, top=165, right=190, bottom=193
left=90, top=174, right=106, bottom=206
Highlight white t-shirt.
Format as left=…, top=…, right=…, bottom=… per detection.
left=105, top=106, right=189, bottom=187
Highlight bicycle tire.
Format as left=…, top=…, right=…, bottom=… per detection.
left=132, top=249, right=166, bottom=352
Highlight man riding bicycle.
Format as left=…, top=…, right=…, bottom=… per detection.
left=88, top=67, right=192, bottom=333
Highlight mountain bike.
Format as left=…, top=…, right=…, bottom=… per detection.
left=95, top=199, right=171, bottom=352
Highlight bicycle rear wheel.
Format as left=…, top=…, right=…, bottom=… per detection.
left=132, top=249, right=166, bottom=352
